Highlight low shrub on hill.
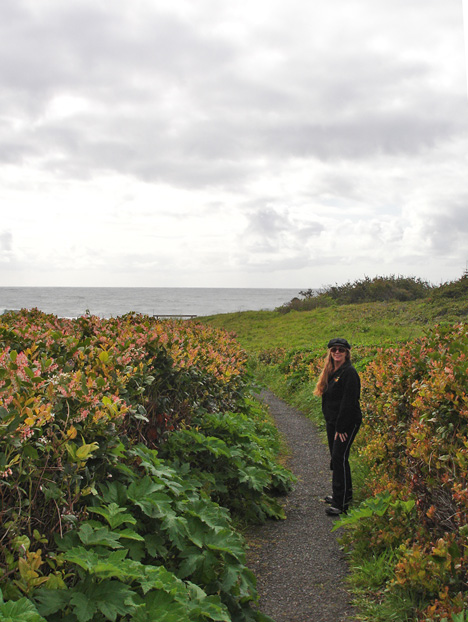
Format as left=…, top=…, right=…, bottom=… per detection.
left=430, top=271, right=468, bottom=301
left=277, top=273, right=468, bottom=314
left=278, top=275, right=432, bottom=313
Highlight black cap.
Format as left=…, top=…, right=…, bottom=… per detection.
left=327, top=338, right=351, bottom=349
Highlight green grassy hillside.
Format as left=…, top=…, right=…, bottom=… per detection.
left=201, top=297, right=468, bottom=355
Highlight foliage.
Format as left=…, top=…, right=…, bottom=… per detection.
left=430, top=270, right=468, bottom=301
left=158, top=402, right=295, bottom=523
left=0, top=309, right=288, bottom=621
left=206, top=295, right=468, bottom=621
left=0, top=309, right=247, bottom=549
left=339, top=323, right=468, bottom=620
left=0, top=589, right=46, bottom=621
left=277, top=275, right=433, bottom=313
left=29, top=445, right=262, bottom=622
left=275, top=272, right=468, bottom=314
left=202, top=296, right=468, bottom=357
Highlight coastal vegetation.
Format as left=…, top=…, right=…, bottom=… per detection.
left=0, top=310, right=293, bottom=622
left=2, top=272, right=468, bottom=621
left=276, top=272, right=468, bottom=313
left=202, top=273, right=468, bottom=622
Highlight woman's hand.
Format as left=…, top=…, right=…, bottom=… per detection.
left=335, top=431, right=348, bottom=442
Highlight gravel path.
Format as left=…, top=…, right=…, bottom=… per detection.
left=247, top=390, right=358, bottom=622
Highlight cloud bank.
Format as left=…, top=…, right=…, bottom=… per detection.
left=0, top=0, right=467, bottom=287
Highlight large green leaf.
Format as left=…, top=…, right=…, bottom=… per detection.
left=87, top=503, right=136, bottom=529
left=62, top=547, right=99, bottom=572
left=96, top=553, right=142, bottom=581
left=199, top=435, right=231, bottom=458
left=238, top=466, right=270, bottom=491
left=77, top=524, right=124, bottom=549
left=186, top=499, right=231, bottom=532
left=68, top=592, right=96, bottom=622
left=34, top=587, right=71, bottom=617
left=138, top=565, right=186, bottom=596
left=183, top=515, right=206, bottom=548
left=115, top=527, right=145, bottom=542
left=131, top=591, right=188, bottom=622
left=160, top=513, right=188, bottom=547
left=100, top=481, right=131, bottom=506
left=69, top=580, right=136, bottom=622
left=144, top=533, right=168, bottom=558
left=220, top=564, right=240, bottom=593
left=0, top=591, right=47, bottom=622
left=177, top=547, right=207, bottom=579
left=63, top=547, right=143, bottom=583
left=205, top=528, right=245, bottom=561
left=191, top=596, right=231, bottom=622
left=127, top=476, right=166, bottom=502
left=130, top=447, right=185, bottom=496
left=127, top=478, right=174, bottom=519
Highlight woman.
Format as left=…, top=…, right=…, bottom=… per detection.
left=314, top=338, right=362, bottom=516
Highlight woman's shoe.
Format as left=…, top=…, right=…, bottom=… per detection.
left=325, top=506, right=347, bottom=516
left=324, top=495, right=351, bottom=505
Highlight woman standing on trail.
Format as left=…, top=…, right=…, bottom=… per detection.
left=314, top=338, right=362, bottom=516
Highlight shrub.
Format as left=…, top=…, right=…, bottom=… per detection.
left=350, top=322, right=468, bottom=620
left=158, top=404, right=294, bottom=523
left=277, top=275, right=433, bottom=313
left=431, top=271, right=468, bottom=301
left=0, top=309, right=288, bottom=621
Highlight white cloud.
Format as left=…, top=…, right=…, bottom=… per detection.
left=0, top=0, right=466, bottom=287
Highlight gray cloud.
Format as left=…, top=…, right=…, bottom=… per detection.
left=0, top=0, right=466, bottom=287
left=0, top=231, right=13, bottom=252
left=240, top=207, right=324, bottom=260
left=0, top=0, right=465, bottom=189
left=420, top=200, right=468, bottom=254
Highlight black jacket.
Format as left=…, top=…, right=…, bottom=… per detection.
left=321, top=361, right=362, bottom=433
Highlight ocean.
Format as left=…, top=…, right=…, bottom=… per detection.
left=0, top=287, right=300, bottom=319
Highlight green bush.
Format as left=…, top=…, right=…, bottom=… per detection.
left=158, top=403, right=294, bottom=524
left=277, top=275, right=433, bottom=313
left=277, top=272, right=468, bottom=314
left=2, top=443, right=277, bottom=621
left=431, top=271, right=468, bottom=300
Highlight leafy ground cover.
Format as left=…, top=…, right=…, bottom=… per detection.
left=0, top=309, right=293, bottom=622
left=203, top=295, right=468, bottom=622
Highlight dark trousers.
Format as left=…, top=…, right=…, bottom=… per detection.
left=326, top=422, right=360, bottom=510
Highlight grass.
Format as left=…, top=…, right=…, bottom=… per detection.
left=202, top=298, right=468, bottom=354
left=351, top=585, right=426, bottom=622
left=345, top=544, right=431, bottom=621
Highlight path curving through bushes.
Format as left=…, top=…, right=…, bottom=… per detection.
left=247, top=390, right=357, bottom=622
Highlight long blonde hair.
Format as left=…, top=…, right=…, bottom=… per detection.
left=313, top=349, right=351, bottom=396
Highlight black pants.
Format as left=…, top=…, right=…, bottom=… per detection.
left=326, top=422, right=360, bottom=510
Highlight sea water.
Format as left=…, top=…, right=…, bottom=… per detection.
left=0, top=287, right=301, bottom=318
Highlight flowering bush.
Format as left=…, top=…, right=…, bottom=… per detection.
left=354, top=323, right=468, bottom=620
left=0, top=310, right=247, bottom=529
left=0, top=309, right=287, bottom=621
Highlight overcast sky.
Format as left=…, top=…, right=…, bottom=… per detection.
left=1, top=0, right=467, bottom=289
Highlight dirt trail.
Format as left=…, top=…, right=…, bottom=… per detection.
left=248, top=390, right=357, bottom=622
